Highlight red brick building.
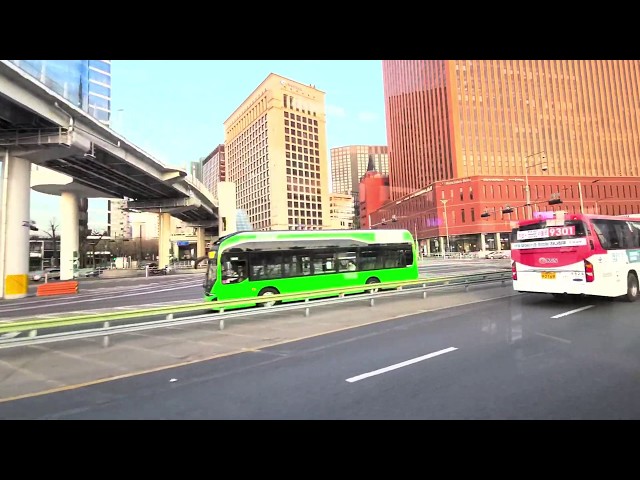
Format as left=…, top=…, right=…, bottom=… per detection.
left=359, top=171, right=390, bottom=229
left=368, top=174, right=640, bottom=255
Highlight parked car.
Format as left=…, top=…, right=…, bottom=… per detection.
left=83, top=268, right=105, bottom=277
left=146, top=263, right=168, bottom=275
left=32, top=268, right=61, bottom=282
left=485, top=251, right=510, bottom=259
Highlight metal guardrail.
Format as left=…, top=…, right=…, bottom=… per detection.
left=0, top=271, right=512, bottom=349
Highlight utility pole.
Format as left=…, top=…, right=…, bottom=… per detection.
left=441, top=199, right=450, bottom=259
left=523, top=151, right=547, bottom=219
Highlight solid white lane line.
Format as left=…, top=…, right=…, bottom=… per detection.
left=345, top=347, right=458, bottom=383
left=0, top=280, right=201, bottom=311
left=0, top=284, right=201, bottom=314
left=550, top=305, right=595, bottom=319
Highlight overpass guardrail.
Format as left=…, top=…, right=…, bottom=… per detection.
left=0, top=270, right=513, bottom=350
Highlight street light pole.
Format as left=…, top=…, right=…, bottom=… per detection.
left=578, top=181, right=584, bottom=213
left=523, top=151, right=547, bottom=219
left=578, top=179, right=602, bottom=214
left=441, top=199, right=450, bottom=259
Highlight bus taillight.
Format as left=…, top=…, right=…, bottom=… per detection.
left=584, top=260, right=595, bottom=283
left=511, top=261, right=517, bottom=281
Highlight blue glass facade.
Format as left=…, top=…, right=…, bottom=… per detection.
left=236, top=209, right=253, bottom=231
left=9, top=60, right=111, bottom=125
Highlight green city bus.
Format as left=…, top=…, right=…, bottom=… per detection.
left=203, top=229, right=419, bottom=308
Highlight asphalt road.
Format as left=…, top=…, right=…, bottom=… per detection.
left=1, top=279, right=639, bottom=419
left=0, top=259, right=510, bottom=321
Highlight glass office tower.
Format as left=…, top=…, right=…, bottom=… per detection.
left=9, top=60, right=112, bottom=259
left=9, top=60, right=111, bottom=125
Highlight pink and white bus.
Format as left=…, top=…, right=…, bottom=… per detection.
left=510, top=211, right=640, bottom=302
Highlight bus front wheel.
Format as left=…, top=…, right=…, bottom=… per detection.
left=365, top=277, right=380, bottom=293
left=258, top=287, right=280, bottom=307
left=626, top=272, right=638, bottom=303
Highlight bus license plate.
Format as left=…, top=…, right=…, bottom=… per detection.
left=541, top=271, right=556, bottom=280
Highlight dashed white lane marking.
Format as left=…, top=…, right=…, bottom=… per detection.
left=550, top=305, right=595, bottom=319
left=534, top=332, right=572, bottom=344
left=346, top=347, right=458, bottom=383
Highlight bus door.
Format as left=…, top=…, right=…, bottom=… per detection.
left=589, top=218, right=637, bottom=288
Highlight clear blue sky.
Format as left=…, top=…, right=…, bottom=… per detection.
left=30, top=60, right=388, bottom=233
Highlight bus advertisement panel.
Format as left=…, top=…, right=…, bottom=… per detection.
left=203, top=229, right=419, bottom=308
left=510, top=212, right=640, bottom=301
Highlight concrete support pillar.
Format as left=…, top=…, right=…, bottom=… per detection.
left=439, top=236, right=445, bottom=254
left=60, top=191, right=79, bottom=281
left=159, top=212, right=172, bottom=268
left=0, top=153, right=31, bottom=299
left=196, top=227, right=206, bottom=258
left=217, top=181, right=237, bottom=237
left=495, top=232, right=502, bottom=251
left=425, top=241, right=431, bottom=256
left=480, top=233, right=486, bottom=251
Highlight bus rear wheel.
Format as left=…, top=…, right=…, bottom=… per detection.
left=625, top=272, right=638, bottom=303
left=258, top=287, right=280, bottom=307
left=365, top=277, right=380, bottom=293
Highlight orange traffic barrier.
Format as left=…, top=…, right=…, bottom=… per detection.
left=36, top=280, right=79, bottom=297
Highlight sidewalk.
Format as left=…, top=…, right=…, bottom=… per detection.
left=0, top=282, right=516, bottom=401
left=98, top=267, right=205, bottom=279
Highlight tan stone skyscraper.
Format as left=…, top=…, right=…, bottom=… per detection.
left=223, top=73, right=330, bottom=231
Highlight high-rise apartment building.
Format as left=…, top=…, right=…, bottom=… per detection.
left=328, top=193, right=355, bottom=229
left=108, top=199, right=131, bottom=239
left=202, top=144, right=226, bottom=199
left=189, top=159, right=203, bottom=182
left=330, top=146, right=388, bottom=195
left=373, top=60, right=640, bottom=254
left=129, top=211, right=160, bottom=240
left=331, top=146, right=388, bottom=227
left=223, top=73, right=330, bottom=231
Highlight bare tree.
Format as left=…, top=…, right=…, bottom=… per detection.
left=140, top=238, right=158, bottom=260
left=86, top=229, right=108, bottom=269
left=44, top=218, right=60, bottom=267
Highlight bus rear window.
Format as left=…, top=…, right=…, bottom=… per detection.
left=511, top=220, right=588, bottom=243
